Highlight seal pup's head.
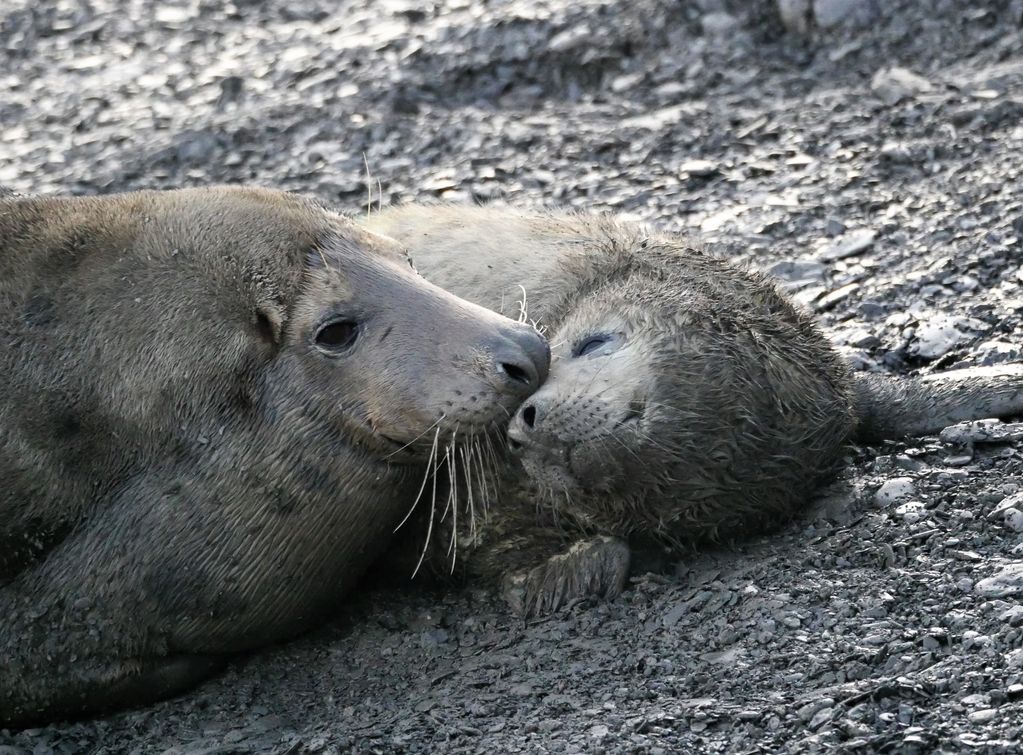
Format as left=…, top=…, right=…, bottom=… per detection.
left=506, top=232, right=854, bottom=542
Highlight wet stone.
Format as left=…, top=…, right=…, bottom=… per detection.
left=975, top=564, right=1023, bottom=598
left=871, top=66, right=934, bottom=105
left=940, top=420, right=1023, bottom=446
left=910, top=316, right=974, bottom=359
left=874, top=477, right=916, bottom=506
left=817, top=229, right=876, bottom=262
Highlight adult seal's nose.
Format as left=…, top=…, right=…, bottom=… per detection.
left=492, top=326, right=550, bottom=399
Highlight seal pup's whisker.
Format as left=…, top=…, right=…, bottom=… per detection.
left=577, top=351, right=618, bottom=395
left=554, top=488, right=570, bottom=532
left=595, top=429, right=646, bottom=466
left=626, top=429, right=684, bottom=457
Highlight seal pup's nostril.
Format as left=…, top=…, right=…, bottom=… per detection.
left=508, top=401, right=541, bottom=451
left=507, top=417, right=530, bottom=452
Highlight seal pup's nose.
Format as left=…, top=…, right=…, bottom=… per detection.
left=491, top=327, right=550, bottom=399
left=508, top=398, right=544, bottom=452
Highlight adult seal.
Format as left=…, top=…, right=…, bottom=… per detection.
left=0, top=187, right=549, bottom=726
left=365, top=204, right=1023, bottom=614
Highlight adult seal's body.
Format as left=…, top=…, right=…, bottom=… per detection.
left=0, top=187, right=549, bottom=727
left=365, top=204, right=1023, bottom=614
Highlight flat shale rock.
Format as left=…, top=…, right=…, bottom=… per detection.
left=3, top=0, right=1023, bottom=752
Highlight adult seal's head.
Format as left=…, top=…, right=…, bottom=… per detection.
left=274, top=210, right=550, bottom=460
left=0, top=186, right=548, bottom=727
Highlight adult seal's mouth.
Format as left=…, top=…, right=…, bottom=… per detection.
left=335, top=412, right=424, bottom=464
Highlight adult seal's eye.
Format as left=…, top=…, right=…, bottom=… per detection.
left=314, top=319, right=359, bottom=353
left=573, top=334, right=610, bottom=358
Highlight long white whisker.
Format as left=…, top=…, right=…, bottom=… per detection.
left=363, top=152, right=373, bottom=216
left=384, top=416, right=444, bottom=460
left=438, top=433, right=457, bottom=526
left=394, top=425, right=441, bottom=533
left=471, top=436, right=493, bottom=512
left=461, top=441, right=477, bottom=545
left=411, top=436, right=441, bottom=578
left=516, top=285, right=529, bottom=324
left=447, top=443, right=461, bottom=572
left=482, top=433, right=504, bottom=508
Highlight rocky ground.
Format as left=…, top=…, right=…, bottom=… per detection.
left=3, top=0, right=1023, bottom=752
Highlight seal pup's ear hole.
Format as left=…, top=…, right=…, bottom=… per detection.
left=254, top=305, right=284, bottom=347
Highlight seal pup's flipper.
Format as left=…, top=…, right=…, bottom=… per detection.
left=853, top=364, right=1023, bottom=442
left=501, top=535, right=631, bottom=617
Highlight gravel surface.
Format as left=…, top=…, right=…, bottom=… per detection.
left=3, top=1, right=1023, bottom=752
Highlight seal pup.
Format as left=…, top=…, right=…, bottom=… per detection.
left=0, top=186, right=549, bottom=726
left=364, top=204, right=1023, bottom=614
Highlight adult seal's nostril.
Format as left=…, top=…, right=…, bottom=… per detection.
left=492, top=327, right=550, bottom=397
left=517, top=327, right=551, bottom=385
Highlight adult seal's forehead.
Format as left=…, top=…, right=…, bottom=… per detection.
left=3, top=187, right=312, bottom=328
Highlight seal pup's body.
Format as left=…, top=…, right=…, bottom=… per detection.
left=365, top=204, right=1023, bottom=614
left=0, top=187, right=548, bottom=726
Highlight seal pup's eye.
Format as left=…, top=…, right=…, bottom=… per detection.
left=573, top=334, right=611, bottom=358
left=314, top=319, right=360, bottom=353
